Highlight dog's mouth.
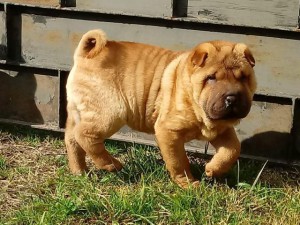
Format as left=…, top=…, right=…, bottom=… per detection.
left=207, top=108, right=249, bottom=121
left=204, top=95, right=251, bottom=121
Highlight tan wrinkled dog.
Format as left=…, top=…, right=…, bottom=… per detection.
left=65, top=29, right=256, bottom=188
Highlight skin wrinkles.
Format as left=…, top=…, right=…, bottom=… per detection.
left=139, top=48, right=165, bottom=130
left=145, top=50, right=175, bottom=129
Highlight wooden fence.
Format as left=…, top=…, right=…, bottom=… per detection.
left=0, top=0, right=299, bottom=164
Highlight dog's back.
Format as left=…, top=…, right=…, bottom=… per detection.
left=69, top=30, right=180, bottom=132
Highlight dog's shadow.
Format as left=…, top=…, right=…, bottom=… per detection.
left=0, top=69, right=44, bottom=124
left=0, top=44, right=44, bottom=124
left=87, top=140, right=299, bottom=189
left=188, top=130, right=299, bottom=188
left=91, top=143, right=169, bottom=185
left=93, top=137, right=300, bottom=189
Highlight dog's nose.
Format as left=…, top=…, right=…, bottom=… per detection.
left=225, top=95, right=237, bottom=108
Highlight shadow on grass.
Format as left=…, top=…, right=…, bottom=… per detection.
left=90, top=144, right=169, bottom=186
left=189, top=154, right=300, bottom=188
left=90, top=145, right=300, bottom=189
left=101, top=141, right=272, bottom=188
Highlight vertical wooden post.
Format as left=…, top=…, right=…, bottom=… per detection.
left=0, top=4, right=6, bottom=61
left=5, top=3, right=22, bottom=63
left=172, top=0, right=188, bottom=17
left=60, top=0, right=76, bottom=8
left=298, top=1, right=300, bottom=28
left=58, top=70, right=68, bottom=128
left=291, top=99, right=300, bottom=161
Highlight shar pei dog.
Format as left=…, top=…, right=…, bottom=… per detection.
left=65, top=29, right=256, bottom=187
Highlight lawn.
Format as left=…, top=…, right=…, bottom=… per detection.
left=0, top=125, right=299, bottom=225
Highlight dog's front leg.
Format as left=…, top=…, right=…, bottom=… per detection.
left=205, top=127, right=240, bottom=177
left=155, top=125, right=198, bottom=188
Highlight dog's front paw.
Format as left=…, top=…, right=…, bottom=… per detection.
left=205, top=162, right=224, bottom=177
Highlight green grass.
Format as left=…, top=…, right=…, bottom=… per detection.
left=0, top=125, right=299, bottom=225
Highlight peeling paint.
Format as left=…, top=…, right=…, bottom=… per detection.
left=31, top=14, right=47, bottom=25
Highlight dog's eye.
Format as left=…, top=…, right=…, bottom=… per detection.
left=206, top=74, right=216, bottom=81
left=240, top=74, right=248, bottom=81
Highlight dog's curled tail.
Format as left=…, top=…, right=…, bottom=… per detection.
left=75, top=29, right=107, bottom=59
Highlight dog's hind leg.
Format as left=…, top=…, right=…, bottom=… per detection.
left=74, top=120, right=124, bottom=172
left=65, top=115, right=88, bottom=174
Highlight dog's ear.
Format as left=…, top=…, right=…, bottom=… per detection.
left=191, top=49, right=208, bottom=67
left=244, top=47, right=255, bottom=67
left=235, top=43, right=255, bottom=67
left=191, top=43, right=215, bottom=67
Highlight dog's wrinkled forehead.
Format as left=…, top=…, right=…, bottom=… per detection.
left=191, top=41, right=255, bottom=82
left=207, top=42, right=244, bottom=68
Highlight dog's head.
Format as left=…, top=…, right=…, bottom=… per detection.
left=188, top=41, right=256, bottom=122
